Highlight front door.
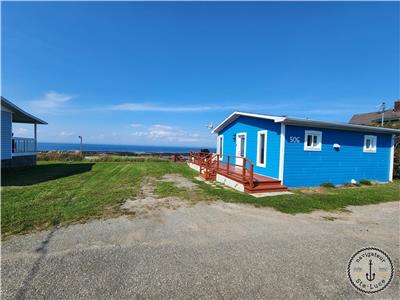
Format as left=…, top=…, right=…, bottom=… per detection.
left=235, top=133, right=246, bottom=166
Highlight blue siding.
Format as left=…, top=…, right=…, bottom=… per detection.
left=283, top=125, right=392, bottom=187
left=1, top=110, right=12, bottom=160
left=218, top=116, right=281, bottom=179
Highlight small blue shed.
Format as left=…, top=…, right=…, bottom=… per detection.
left=212, top=112, right=399, bottom=188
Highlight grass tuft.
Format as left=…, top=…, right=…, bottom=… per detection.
left=359, top=179, right=372, bottom=186
left=320, top=182, right=335, bottom=188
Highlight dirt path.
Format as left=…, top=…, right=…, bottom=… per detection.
left=120, top=174, right=198, bottom=216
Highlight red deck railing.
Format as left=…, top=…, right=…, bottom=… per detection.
left=189, top=152, right=254, bottom=188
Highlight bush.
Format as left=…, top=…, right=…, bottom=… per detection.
left=320, top=182, right=335, bottom=188
left=359, top=179, right=372, bottom=185
left=38, top=151, right=83, bottom=161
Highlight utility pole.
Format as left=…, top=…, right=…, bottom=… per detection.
left=380, top=102, right=386, bottom=127
left=78, top=136, right=83, bottom=157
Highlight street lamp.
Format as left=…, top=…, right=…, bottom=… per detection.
left=78, top=136, right=83, bottom=156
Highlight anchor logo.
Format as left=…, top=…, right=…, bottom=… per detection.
left=366, top=259, right=376, bottom=281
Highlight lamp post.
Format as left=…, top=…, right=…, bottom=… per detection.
left=78, top=136, right=83, bottom=157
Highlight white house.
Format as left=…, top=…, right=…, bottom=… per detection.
left=1, top=97, right=47, bottom=168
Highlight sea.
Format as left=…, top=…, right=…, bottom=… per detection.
left=38, top=142, right=215, bottom=154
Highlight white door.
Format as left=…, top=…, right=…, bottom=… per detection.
left=235, top=133, right=246, bottom=166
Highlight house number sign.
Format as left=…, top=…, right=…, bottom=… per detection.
left=289, top=136, right=300, bottom=143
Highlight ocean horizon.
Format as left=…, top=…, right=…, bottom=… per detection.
left=38, top=142, right=215, bottom=154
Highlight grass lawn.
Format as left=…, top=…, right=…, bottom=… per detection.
left=2, top=161, right=399, bottom=237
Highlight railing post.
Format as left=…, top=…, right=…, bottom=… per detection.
left=216, top=154, right=219, bottom=171
left=250, top=164, right=254, bottom=189
left=242, top=158, right=246, bottom=182
left=227, top=155, right=230, bottom=174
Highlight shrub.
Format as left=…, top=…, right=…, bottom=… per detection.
left=320, top=182, right=335, bottom=188
left=38, top=151, right=83, bottom=161
left=359, top=179, right=372, bottom=185
left=87, top=155, right=169, bottom=163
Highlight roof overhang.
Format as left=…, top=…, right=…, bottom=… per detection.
left=212, top=111, right=285, bottom=133
left=283, top=117, right=400, bottom=134
left=1, top=96, right=47, bottom=124
left=212, top=111, right=400, bottom=135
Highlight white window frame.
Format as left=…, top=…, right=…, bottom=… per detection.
left=256, top=130, right=268, bottom=167
left=217, top=135, right=224, bottom=160
left=235, top=132, right=247, bottom=166
left=304, top=130, right=322, bottom=151
left=363, top=135, right=377, bottom=153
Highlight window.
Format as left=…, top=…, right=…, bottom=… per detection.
left=363, top=135, right=377, bottom=153
left=257, top=130, right=267, bottom=167
left=217, top=135, right=224, bottom=159
left=304, top=130, right=322, bottom=151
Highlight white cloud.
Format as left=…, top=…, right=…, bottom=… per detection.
left=31, top=91, right=76, bottom=112
left=129, top=124, right=206, bottom=143
left=147, top=124, right=203, bottom=142
left=130, top=131, right=147, bottom=137
left=109, top=102, right=288, bottom=113
left=60, top=131, right=74, bottom=137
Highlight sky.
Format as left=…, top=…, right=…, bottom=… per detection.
left=2, top=1, right=399, bottom=147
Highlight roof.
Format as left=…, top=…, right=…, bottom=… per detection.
left=212, top=111, right=400, bottom=135
left=1, top=96, right=47, bottom=124
left=349, top=110, right=400, bottom=126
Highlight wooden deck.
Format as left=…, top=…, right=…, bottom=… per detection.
left=216, top=163, right=288, bottom=193
left=188, top=152, right=287, bottom=193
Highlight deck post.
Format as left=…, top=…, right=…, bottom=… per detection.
left=242, top=158, right=246, bottom=182
left=227, top=155, right=230, bottom=174
left=250, top=164, right=254, bottom=189
left=34, top=123, right=37, bottom=152
left=216, top=154, right=219, bottom=172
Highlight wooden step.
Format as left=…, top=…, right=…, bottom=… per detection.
left=253, top=181, right=283, bottom=188
left=245, top=184, right=288, bottom=193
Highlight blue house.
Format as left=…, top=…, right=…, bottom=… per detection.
left=189, top=111, right=399, bottom=192
left=1, top=97, right=47, bottom=168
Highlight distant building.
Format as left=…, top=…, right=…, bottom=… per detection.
left=1, top=97, right=47, bottom=168
left=349, top=100, right=400, bottom=126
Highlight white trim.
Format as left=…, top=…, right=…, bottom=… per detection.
left=212, top=111, right=285, bottom=133
left=256, top=130, right=268, bottom=167
left=187, top=162, right=200, bottom=172
left=279, top=124, right=285, bottom=182
left=389, top=135, right=394, bottom=181
left=212, top=110, right=400, bottom=135
left=363, top=135, right=377, bottom=153
left=217, top=135, right=224, bottom=160
left=235, top=132, right=247, bottom=165
left=304, top=130, right=322, bottom=151
left=216, top=173, right=245, bottom=192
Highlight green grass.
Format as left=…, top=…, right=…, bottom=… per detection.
left=2, top=161, right=399, bottom=237
left=1, top=161, right=196, bottom=237
left=197, top=180, right=399, bottom=214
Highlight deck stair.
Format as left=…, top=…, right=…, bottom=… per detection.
left=189, top=152, right=288, bottom=193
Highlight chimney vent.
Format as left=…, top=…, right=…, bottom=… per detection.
left=394, top=100, right=400, bottom=112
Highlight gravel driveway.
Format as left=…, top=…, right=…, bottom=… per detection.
left=2, top=201, right=399, bottom=299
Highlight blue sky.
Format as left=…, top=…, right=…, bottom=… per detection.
left=2, top=1, right=399, bottom=147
